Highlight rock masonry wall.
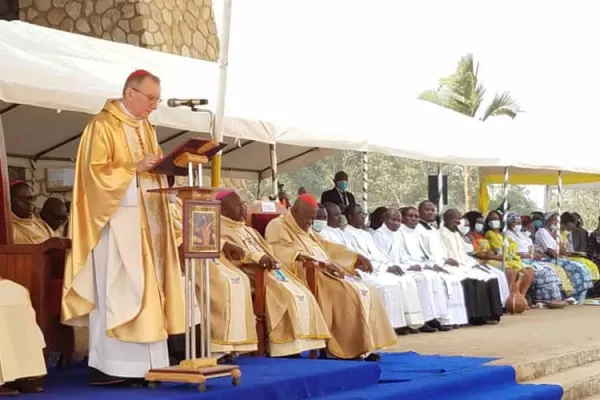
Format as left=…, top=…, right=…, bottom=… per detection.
left=18, top=0, right=219, bottom=61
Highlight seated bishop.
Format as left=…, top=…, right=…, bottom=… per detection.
left=335, top=203, right=427, bottom=333
left=0, top=278, right=46, bottom=396
left=10, top=182, right=58, bottom=244
left=265, top=194, right=397, bottom=361
left=169, top=195, right=257, bottom=359
left=219, top=191, right=330, bottom=356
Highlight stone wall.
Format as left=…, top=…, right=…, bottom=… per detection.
left=18, top=0, right=219, bottom=61
left=8, top=166, right=71, bottom=212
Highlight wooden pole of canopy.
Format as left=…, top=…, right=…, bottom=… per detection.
left=0, top=114, right=12, bottom=245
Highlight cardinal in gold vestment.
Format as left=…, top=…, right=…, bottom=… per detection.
left=218, top=192, right=329, bottom=356
left=61, top=71, right=184, bottom=385
left=265, top=194, right=397, bottom=360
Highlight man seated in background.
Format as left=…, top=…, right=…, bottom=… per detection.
left=10, top=182, right=58, bottom=244
left=343, top=204, right=425, bottom=334
left=0, top=278, right=46, bottom=395
left=265, top=194, right=397, bottom=361
left=40, top=197, right=69, bottom=237
left=219, top=191, right=330, bottom=357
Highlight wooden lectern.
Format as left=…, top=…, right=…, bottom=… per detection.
left=144, top=138, right=242, bottom=392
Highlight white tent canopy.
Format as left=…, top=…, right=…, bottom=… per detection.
left=2, top=17, right=600, bottom=182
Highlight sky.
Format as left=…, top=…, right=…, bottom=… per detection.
left=212, top=0, right=600, bottom=208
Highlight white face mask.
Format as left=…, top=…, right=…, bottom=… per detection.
left=459, top=225, right=470, bottom=235
left=312, top=220, right=327, bottom=232
left=475, top=223, right=484, bottom=233
left=550, top=224, right=559, bottom=232
left=524, top=231, right=532, bottom=238
left=513, top=224, right=522, bottom=231
left=489, top=220, right=501, bottom=230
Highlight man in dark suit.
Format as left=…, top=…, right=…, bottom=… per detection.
left=320, top=171, right=356, bottom=211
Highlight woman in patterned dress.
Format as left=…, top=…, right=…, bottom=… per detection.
left=505, top=213, right=566, bottom=306
left=535, top=213, right=593, bottom=304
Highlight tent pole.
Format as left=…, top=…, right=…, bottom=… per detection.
left=557, top=171, right=562, bottom=218
left=0, top=114, right=10, bottom=245
left=256, top=174, right=262, bottom=199
left=210, top=0, right=233, bottom=188
left=501, top=166, right=509, bottom=273
left=437, top=164, right=443, bottom=216
left=362, top=152, right=368, bottom=212
left=269, top=144, right=278, bottom=197
left=544, top=185, right=552, bottom=212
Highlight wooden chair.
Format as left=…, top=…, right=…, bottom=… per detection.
left=0, top=237, right=73, bottom=360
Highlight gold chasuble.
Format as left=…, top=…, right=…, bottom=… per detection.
left=265, top=211, right=397, bottom=359
left=0, top=279, right=46, bottom=385
left=221, top=216, right=329, bottom=356
left=12, top=214, right=57, bottom=244
left=169, top=201, right=257, bottom=354
left=61, top=99, right=184, bottom=343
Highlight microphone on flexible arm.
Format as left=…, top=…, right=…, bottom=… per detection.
left=166, top=98, right=209, bottom=108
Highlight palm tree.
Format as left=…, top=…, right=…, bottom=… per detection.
left=418, top=53, right=522, bottom=209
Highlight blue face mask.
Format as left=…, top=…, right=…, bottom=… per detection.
left=533, top=220, right=543, bottom=230
left=336, top=181, right=349, bottom=191
left=312, top=219, right=327, bottom=232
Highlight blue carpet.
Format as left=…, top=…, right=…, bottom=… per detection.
left=21, top=352, right=563, bottom=400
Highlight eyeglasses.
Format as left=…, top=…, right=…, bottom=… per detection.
left=130, top=87, right=162, bottom=104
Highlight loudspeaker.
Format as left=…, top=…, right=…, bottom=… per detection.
left=428, top=175, right=448, bottom=206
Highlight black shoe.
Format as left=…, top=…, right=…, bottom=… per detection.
left=419, top=325, right=438, bottom=333
left=408, top=327, right=420, bottom=334
left=395, top=327, right=409, bottom=335
left=438, top=325, right=452, bottom=332
left=363, top=353, right=381, bottom=362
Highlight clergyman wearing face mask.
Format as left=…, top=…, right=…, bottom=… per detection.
left=320, top=170, right=356, bottom=211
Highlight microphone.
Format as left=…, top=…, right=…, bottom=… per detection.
left=167, top=98, right=209, bottom=108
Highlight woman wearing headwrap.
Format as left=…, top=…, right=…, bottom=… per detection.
left=535, top=212, right=593, bottom=304
left=505, top=213, right=567, bottom=306
left=559, top=212, right=600, bottom=281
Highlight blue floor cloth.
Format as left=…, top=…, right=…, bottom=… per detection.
left=21, top=352, right=563, bottom=400
left=29, top=357, right=380, bottom=400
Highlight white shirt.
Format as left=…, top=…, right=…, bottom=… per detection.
left=440, top=227, right=475, bottom=266
left=507, top=228, right=533, bottom=254
left=416, top=222, right=447, bottom=265
left=345, top=225, right=394, bottom=273
left=320, top=226, right=353, bottom=247
left=398, top=225, right=431, bottom=265
left=535, top=227, right=559, bottom=254
left=372, top=224, right=407, bottom=267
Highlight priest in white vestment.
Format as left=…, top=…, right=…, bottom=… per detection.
left=373, top=208, right=451, bottom=332
left=62, top=70, right=186, bottom=386
left=342, top=204, right=425, bottom=331
left=438, top=209, right=505, bottom=323
left=0, top=279, right=46, bottom=395
left=414, top=202, right=469, bottom=326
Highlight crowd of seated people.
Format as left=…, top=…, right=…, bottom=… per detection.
left=6, top=173, right=600, bottom=395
